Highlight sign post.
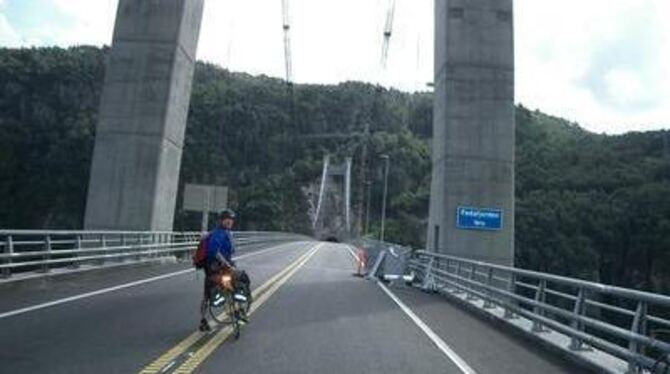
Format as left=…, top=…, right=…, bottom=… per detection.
left=183, top=184, right=229, bottom=232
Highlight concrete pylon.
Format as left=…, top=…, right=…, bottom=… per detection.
left=84, top=0, right=204, bottom=231
left=427, top=0, right=515, bottom=265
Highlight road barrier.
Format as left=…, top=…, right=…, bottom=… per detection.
left=0, top=230, right=311, bottom=279
left=408, top=250, right=670, bottom=373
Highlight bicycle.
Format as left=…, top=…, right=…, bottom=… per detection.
left=207, top=266, right=252, bottom=339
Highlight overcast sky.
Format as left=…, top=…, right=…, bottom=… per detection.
left=1, top=0, right=669, bottom=134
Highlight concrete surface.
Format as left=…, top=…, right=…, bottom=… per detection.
left=427, top=0, right=516, bottom=265
left=84, top=0, right=205, bottom=231
left=390, top=286, right=593, bottom=374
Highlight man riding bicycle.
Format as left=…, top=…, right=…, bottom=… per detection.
left=199, top=209, right=248, bottom=331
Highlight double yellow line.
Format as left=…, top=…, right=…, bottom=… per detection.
left=138, top=242, right=323, bottom=374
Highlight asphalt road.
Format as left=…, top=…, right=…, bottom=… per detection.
left=0, top=240, right=316, bottom=374
left=199, top=242, right=463, bottom=374
left=0, top=241, right=591, bottom=374
left=198, top=243, right=590, bottom=374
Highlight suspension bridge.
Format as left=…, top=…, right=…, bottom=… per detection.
left=0, top=1, right=668, bottom=373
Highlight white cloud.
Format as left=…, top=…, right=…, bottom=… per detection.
left=3, top=0, right=669, bottom=134
left=0, top=12, right=21, bottom=47
left=196, top=0, right=434, bottom=90
left=515, top=0, right=670, bottom=133
left=603, top=70, right=647, bottom=108
left=51, top=0, right=117, bottom=46
left=0, top=0, right=20, bottom=46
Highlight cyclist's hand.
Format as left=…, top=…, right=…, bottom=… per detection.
left=215, top=253, right=235, bottom=268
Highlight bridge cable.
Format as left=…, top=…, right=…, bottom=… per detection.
left=281, top=0, right=293, bottom=84
left=313, top=155, right=330, bottom=230
left=355, top=0, right=397, bottom=235
left=380, top=0, right=397, bottom=71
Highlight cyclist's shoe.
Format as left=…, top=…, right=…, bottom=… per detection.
left=199, top=318, right=211, bottom=332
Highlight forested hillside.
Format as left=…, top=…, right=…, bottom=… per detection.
left=0, top=46, right=668, bottom=293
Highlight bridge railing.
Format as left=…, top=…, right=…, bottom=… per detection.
left=409, top=250, right=670, bottom=373
left=0, top=230, right=311, bottom=278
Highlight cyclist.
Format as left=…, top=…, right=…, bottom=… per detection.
left=199, top=209, right=237, bottom=332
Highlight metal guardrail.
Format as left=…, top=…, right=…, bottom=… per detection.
left=0, top=230, right=311, bottom=278
left=408, top=250, right=670, bottom=373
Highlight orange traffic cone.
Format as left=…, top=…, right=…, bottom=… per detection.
left=354, top=248, right=367, bottom=277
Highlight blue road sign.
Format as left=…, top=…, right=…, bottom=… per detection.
left=456, top=206, right=503, bottom=231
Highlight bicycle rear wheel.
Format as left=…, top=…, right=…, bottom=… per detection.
left=232, top=317, right=240, bottom=340
left=208, top=287, right=234, bottom=324
left=229, top=298, right=241, bottom=340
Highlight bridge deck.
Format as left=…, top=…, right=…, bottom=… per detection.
left=0, top=242, right=591, bottom=373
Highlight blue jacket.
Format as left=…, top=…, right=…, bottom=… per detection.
left=207, top=226, right=235, bottom=264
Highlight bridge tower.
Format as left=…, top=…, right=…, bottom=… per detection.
left=427, top=0, right=515, bottom=265
left=84, top=0, right=204, bottom=230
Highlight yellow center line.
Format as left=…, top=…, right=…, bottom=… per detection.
left=137, top=242, right=321, bottom=374
left=172, top=243, right=324, bottom=374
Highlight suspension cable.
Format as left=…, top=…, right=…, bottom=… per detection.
left=380, top=0, right=396, bottom=70
left=281, top=0, right=293, bottom=84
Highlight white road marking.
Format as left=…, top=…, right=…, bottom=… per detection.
left=234, top=241, right=310, bottom=262
left=0, top=269, right=193, bottom=320
left=0, top=241, right=311, bottom=320
left=345, top=243, right=476, bottom=373
left=159, top=360, right=177, bottom=373
left=377, top=281, right=478, bottom=374
left=346, top=244, right=475, bottom=372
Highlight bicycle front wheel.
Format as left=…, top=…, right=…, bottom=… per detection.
left=208, top=287, right=234, bottom=324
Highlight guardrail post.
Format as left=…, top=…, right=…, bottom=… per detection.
left=42, top=235, right=52, bottom=273
left=421, top=256, right=436, bottom=291
left=452, top=261, right=463, bottom=294
left=120, top=234, right=128, bottom=262
left=569, top=288, right=587, bottom=350
left=162, top=233, right=169, bottom=258
left=2, top=235, right=13, bottom=278
left=176, top=233, right=184, bottom=259
left=136, top=234, right=142, bottom=261
left=504, top=273, right=517, bottom=319
left=532, top=279, right=548, bottom=332
left=163, top=233, right=171, bottom=257
left=175, top=234, right=183, bottom=259
left=154, top=234, right=160, bottom=259
left=157, top=233, right=162, bottom=258
left=156, top=233, right=162, bottom=257
left=171, top=233, right=181, bottom=260
left=483, top=267, right=495, bottom=308
left=99, top=234, right=107, bottom=265
left=116, top=234, right=125, bottom=263
left=466, top=264, right=478, bottom=301
left=71, top=235, right=82, bottom=269
left=627, top=301, right=647, bottom=373
left=151, top=234, right=156, bottom=259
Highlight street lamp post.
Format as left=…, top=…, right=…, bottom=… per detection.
left=380, top=154, right=390, bottom=242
